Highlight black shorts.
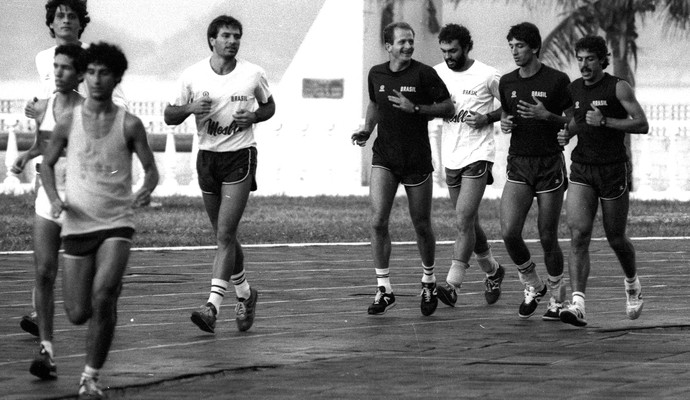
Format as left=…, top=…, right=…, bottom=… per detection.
left=569, top=160, right=632, bottom=200
left=63, top=227, right=134, bottom=257
left=445, top=161, right=494, bottom=188
left=372, top=165, right=431, bottom=186
left=197, top=147, right=258, bottom=195
left=506, top=153, right=567, bottom=194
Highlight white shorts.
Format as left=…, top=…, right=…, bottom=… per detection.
left=35, top=185, right=64, bottom=226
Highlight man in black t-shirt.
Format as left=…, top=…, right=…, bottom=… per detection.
left=498, top=22, right=572, bottom=321
left=557, top=35, right=649, bottom=327
left=351, top=21, right=454, bottom=317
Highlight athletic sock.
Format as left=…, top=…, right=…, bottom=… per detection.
left=572, top=291, right=586, bottom=311
left=517, top=260, right=543, bottom=290
left=207, top=279, right=228, bottom=314
left=41, top=340, right=54, bottom=358
left=446, top=260, right=469, bottom=290
left=231, top=271, right=251, bottom=300
left=82, top=365, right=99, bottom=380
left=547, top=274, right=566, bottom=303
left=625, top=275, right=640, bottom=288
left=475, top=248, right=499, bottom=275
left=375, top=268, right=392, bottom=293
left=422, top=263, right=436, bottom=284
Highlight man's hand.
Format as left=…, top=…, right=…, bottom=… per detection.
left=24, top=97, right=39, bottom=119
left=351, top=130, right=371, bottom=147
left=388, top=90, right=415, bottom=113
left=132, top=187, right=152, bottom=208
left=232, top=109, right=257, bottom=130
left=50, top=198, right=67, bottom=219
left=189, top=96, right=212, bottom=117
left=585, top=104, right=604, bottom=127
left=466, top=111, right=489, bottom=129
left=517, top=95, right=549, bottom=120
left=557, top=123, right=570, bottom=147
left=501, top=115, right=515, bottom=134
left=10, top=153, right=30, bottom=175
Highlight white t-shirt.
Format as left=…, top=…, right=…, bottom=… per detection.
left=35, top=44, right=128, bottom=109
left=170, top=57, right=271, bottom=153
left=434, top=60, right=500, bottom=169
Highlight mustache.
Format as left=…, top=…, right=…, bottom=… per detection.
left=581, top=67, right=592, bottom=73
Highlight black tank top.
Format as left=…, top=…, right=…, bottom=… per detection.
left=569, top=73, right=629, bottom=164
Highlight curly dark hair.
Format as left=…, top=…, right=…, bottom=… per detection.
left=438, top=23, right=473, bottom=53
left=575, top=35, right=610, bottom=70
left=45, top=0, right=90, bottom=39
left=54, top=43, right=87, bottom=74
left=85, top=42, right=128, bottom=78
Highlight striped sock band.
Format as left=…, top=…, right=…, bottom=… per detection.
left=208, top=279, right=228, bottom=312
left=422, top=263, right=436, bottom=284
left=231, top=271, right=251, bottom=300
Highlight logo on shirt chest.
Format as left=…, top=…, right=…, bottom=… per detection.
left=231, top=95, right=249, bottom=102
left=400, top=86, right=416, bottom=93
left=463, top=89, right=478, bottom=96
left=532, top=91, right=547, bottom=98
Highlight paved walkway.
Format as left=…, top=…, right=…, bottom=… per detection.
left=1, top=239, right=689, bottom=399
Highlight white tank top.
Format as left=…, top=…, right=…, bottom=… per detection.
left=62, top=105, right=134, bottom=236
left=37, top=94, right=67, bottom=190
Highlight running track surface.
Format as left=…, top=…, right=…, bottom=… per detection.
left=1, top=239, right=689, bottom=399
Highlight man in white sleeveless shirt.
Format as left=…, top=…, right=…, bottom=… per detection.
left=41, top=42, right=158, bottom=399
left=11, top=44, right=85, bottom=381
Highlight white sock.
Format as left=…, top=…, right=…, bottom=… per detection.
left=517, top=260, right=543, bottom=290
left=475, top=248, right=499, bottom=275
left=83, top=365, right=99, bottom=380
left=207, top=279, right=228, bottom=313
left=446, top=260, right=469, bottom=289
left=422, top=263, right=436, bottom=284
left=572, top=291, right=586, bottom=311
left=375, top=268, right=392, bottom=292
left=41, top=340, right=54, bottom=358
left=547, top=274, right=566, bottom=302
left=232, top=271, right=251, bottom=300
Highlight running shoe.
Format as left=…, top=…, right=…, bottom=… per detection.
left=625, top=281, right=644, bottom=320
left=78, top=374, right=104, bottom=399
left=20, top=311, right=39, bottom=337
left=542, top=297, right=563, bottom=321
left=484, top=265, right=505, bottom=305
left=368, top=286, right=396, bottom=315
left=191, top=302, right=217, bottom=333
left=236, top=287, right=259, bottom=332
left=559, top=301, right=587, bottom=327
left=518, top=283, right=547, bottom=319
left=420, top=282, right=438, bottom=316
left=436, top=284, right=457, bottom=307
left=29, top=344, right=57, bottom=380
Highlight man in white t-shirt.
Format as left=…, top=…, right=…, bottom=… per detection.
left=27, top=0, right=127, bottom=118
left=164, top=15, right=275, bottom=334
left=432, top=24, right=506, bottom=308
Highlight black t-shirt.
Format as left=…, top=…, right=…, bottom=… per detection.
left=499, top=64, right=572, bottom=156
left=368, top=59, right=451, bottom=175
left=569, top=73, right=629, bottom=164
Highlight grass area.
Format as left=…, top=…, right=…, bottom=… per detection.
left=1, top=193, right=689, bottom=252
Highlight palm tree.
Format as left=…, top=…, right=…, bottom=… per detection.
left=538, top=0, right=690, bottom=87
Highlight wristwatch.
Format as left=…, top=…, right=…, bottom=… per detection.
left=600, top=116, right=607, bottom=127
left=413, top=104, right=420, bottom=114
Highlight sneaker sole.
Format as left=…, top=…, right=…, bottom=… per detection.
left=29, top=361, right=57, bottom=380
left=437, top=291, right=456, bottom=308
left=20, top=318, right=39, bottom=337
left=626, top=301, right=644, bottom=320
left=559, top=311, right=587, bottom=327
left=190, top=314, right=215, bottom=333
left=542, top=313, right=561, bottom=321
left=368, top=302, right=396, bottom=315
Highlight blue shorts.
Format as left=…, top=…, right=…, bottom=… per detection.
left=506, top=153, right=567, bottom=194
left=445, top=161, right=494, bottom=188
left=197, top=147, right=258, bottom=195
left=569, top=161, right=631, bottom=200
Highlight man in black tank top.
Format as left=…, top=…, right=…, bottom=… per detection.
left=557, top=36, right=649, bottom=327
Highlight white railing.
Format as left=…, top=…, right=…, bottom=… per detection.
left=1, top=100, right=689, bottom=199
